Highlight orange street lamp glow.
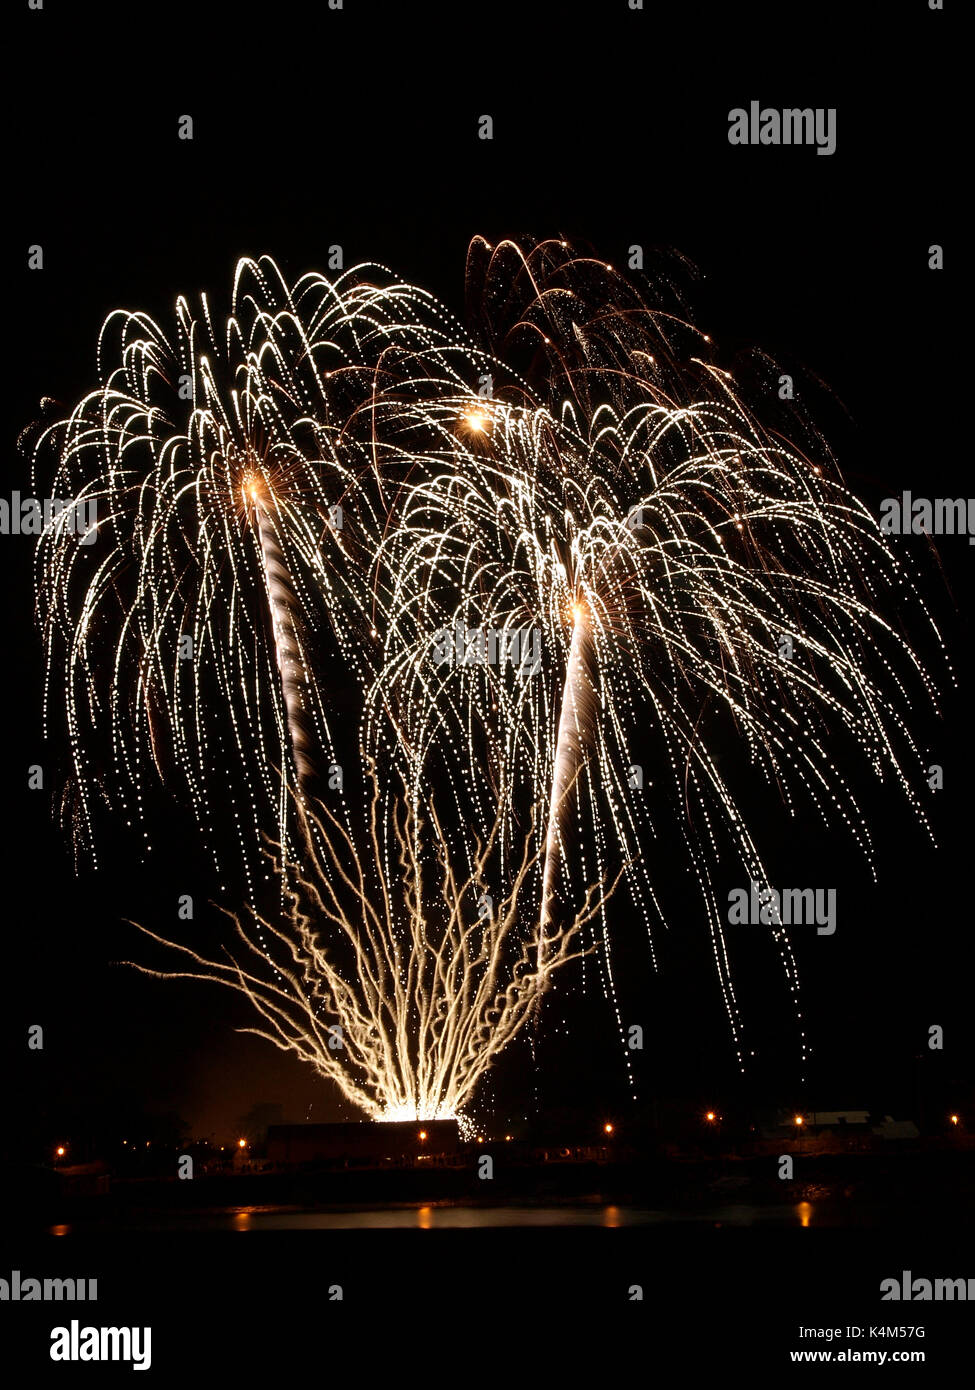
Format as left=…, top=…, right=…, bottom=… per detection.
left=56, top=1146, right=65, bottom=1157
left=705, top=1111, right=716, bottom=1123
left=418, top=1130, right=427, bottom=1141
left=238, top=1138, right=247, bottom=1148
left=950, top=1114, right=959, bottom=1126
left=603, top=1123, right=614, bottom=1135
left=794, top=1115, right=804, bottom=1127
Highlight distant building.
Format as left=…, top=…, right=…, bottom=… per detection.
left=872, top=1116, right=920, bottom=1141
left=757, top=1108, right=872, bottom=1138
left=753, top=1108, right=919, bottom=1152
left=809, top=1110, right=870, bottom=1127
left=266, top=1120, right=460, bottom=1166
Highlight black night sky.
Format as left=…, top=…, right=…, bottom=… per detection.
left=2, top=0, right=969, bottom=1363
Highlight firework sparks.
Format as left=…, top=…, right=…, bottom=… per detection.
left=30, top=255, right=487, bottom=884
left=362, top=239, right=947, bottom=1075
left=125, top=766, right=617, bottom=1120
left=31, top=241, right=946, bottom=1118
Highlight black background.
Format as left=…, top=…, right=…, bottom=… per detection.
left=2, top=0, right=969, bottom=1372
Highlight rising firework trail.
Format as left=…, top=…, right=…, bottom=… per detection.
left=539, top=599, right=593, bottom=953
left=247, top=477, right=318, bottom=796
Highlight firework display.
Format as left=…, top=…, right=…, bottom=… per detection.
left=32, top=239, right=944, bottom=1122
left=32, top=255, right=489, bottom=881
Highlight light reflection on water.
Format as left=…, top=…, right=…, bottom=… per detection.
left=47, top=1201, right=818, bottom=1234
